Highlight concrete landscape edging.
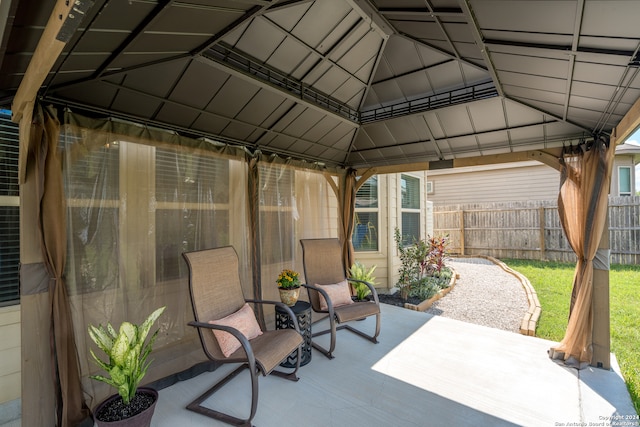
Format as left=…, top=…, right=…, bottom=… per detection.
left=474, top=256, right=542, bottom=337
left=401, top=256, right=541, bottom=337
left=404, top=268, right=459, bottom=312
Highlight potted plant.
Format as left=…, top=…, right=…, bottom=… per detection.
left=276, top=269, right=301, bottom=306
left=88, top=306, right=166, bottom=426
left=348, top=261, right=376, bottom=301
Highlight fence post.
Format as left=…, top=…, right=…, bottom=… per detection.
left=459, top=210, right=465, bottom=255
left=539, top=207, right=546, bottom=260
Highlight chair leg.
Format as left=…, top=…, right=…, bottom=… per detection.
left=187, top=364, right=258, bottom=427
left=345, top=312, right=381, bottom=343
left=271, top=341, right=303, bottom=381
left=311, top=312, right=381, bottom=359
left=310, top=314, right=338, bottom=359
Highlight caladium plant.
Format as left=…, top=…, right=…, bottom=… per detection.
left=88, top=306, right=166, bottom=405
left=349, top=261, right=376, bottom=300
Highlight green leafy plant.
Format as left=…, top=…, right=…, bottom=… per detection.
left=394, top=228, right=452, bottom=301
left=349, top=261, right=376, bottom=300
left=394, top=228, right=421, bottom=300
left=88, top=306, right=166, bottom=405
left=276, top=269, right=301, bottom=289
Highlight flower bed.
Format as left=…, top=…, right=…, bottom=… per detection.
left=404, top=268, right=458, bottom=311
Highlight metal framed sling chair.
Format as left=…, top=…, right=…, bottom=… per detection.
left=300, top=238, right=381, bottom=359
left=183, top=246, right=303, bottom=427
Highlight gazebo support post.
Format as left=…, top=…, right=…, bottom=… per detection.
left=591, top=211, right=611, bottom=370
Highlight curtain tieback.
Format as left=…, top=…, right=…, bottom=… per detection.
left=593, top=249, right=610, bottom=271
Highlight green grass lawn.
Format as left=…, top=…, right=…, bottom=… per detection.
left=503, top=259, right=640, bottom=416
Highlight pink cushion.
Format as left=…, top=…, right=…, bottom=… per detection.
left=317, top=280, right=354, bottom=311
left=209, top=303, right=263, bottom=357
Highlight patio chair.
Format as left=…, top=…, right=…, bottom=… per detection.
left=183, top=246, right=303, bottom=427
left=300, top=238, right=381, bottom=359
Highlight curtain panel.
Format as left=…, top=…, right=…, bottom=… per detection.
left=31, top=104, right=90, bottom=426
left=549, top=136, right=615, bottom=367
left=256, top=155, right=339, bottom=324
left=57, top=111, right=339, bottom=417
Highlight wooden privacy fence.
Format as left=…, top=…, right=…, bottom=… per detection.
left=433, top=196, right=640, bottom=265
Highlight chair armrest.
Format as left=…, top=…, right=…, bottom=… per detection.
left=187, top=321, right=257, bottom=366
left=347, top=278, right=380, bottom=304
left=245, top=299, right=301, bottom=334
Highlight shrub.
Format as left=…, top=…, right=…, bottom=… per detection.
left=349, top=261, right=376, bottom=300
left=426, top=235, right=450, bottom=276
left=394, top=228, right=451, bottom=301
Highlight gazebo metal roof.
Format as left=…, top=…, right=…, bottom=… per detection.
left=1, top=0, right=639, bottom=168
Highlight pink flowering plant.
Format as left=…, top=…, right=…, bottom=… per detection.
left=276, top=269, right=301, bottom=289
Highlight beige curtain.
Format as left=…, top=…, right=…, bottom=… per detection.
left=31, top=104, right=89, bottom=426
left=61, top=118, right=251, bottom=413
left=257, top=157, right=337, bottom=325
left=248, top=154, right=263, bottom=324
left=56, top=111, right=339, bottom=414
left=339, top=169, right=357, bottom=273
left=549, top=136, right=614, bottom=367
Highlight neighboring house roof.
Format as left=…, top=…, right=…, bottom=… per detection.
left=615, top=143, right=640, bottom=164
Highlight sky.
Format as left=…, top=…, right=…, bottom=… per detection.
left=623, top=129, right=640, bottom=192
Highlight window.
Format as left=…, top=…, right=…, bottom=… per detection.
left=353, top=176, right=379, bottom=251
left=64, top=137, right=236, bottom=292
left=64, top=138, right=120, bottom=294
left=401, top=174, right=421, bottom=246
left=619, top=166, right=632, bottom=196
left=259, top=165, right=295, bottom=264
left=0, top=111, right=20, bottom=306
left=155, top=148, right=230, bottom=281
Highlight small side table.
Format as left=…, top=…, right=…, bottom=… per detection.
left=275, top=300, right=312, bottom=367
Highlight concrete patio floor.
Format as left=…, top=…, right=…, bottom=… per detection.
left=151, top=303, right=637, bottom=427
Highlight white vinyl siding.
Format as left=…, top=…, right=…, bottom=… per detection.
left=0, top=306, right=20, bottom=407
left=427, top=161, right=560, bottom=205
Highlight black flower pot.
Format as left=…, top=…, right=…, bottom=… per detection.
left=94, top=387, right=158, bottom=427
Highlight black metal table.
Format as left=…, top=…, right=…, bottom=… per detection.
left=275, top=300, right=312, bottom=367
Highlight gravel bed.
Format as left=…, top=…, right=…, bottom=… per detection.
left=424, top=257, right=529, bottom=333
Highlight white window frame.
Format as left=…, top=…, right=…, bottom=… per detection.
left=400, top=173, right=422, bottom=246
left=354, top=175, right=379, bottom=252
left=618, top=165, right=632, bottom=196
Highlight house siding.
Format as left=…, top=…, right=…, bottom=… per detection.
left=428, top=155, right=638, bottom=206
left=352, top=172, right=432, bottom=292
left=427, top=161, right=560, bottom=205
left=353, top=171, right=431, bottom=292
left=611, top=156, right=636, bottom=196
left=0, top=305, right=20, bottom=423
